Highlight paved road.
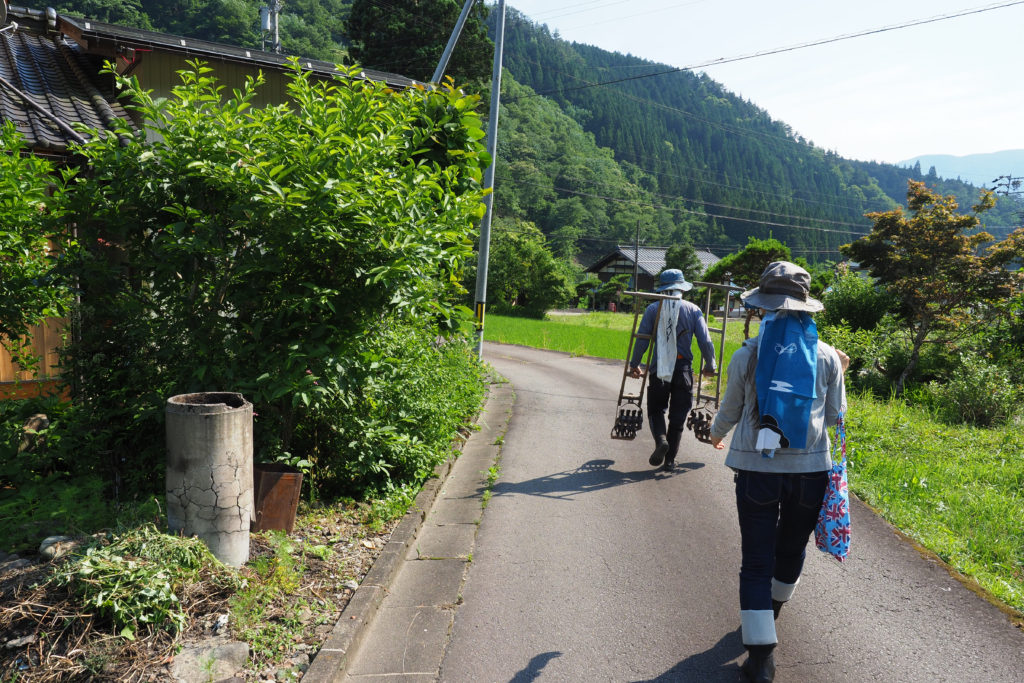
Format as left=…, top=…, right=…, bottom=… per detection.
left=435, top=344, right=1022, bottom=682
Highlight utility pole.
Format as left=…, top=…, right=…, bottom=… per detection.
left=632, top=220, right=640, bottom=292
left=474, top=0, right=505, bottom=359
left=260, top=0, right=283, bottom=54
left=990, top=174, right=1024, bottom=196
left=432, top=0, right=477, bottom=84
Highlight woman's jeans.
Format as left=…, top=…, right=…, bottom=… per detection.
left=734, top=469, right=829, bottom=610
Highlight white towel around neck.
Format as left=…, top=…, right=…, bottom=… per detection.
left=655, top=293, right=683, bottom=381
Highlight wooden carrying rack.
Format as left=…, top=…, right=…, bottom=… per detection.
left=610, top=282, right=745, bottom=442
left=686, top=281, right=745, bottom=442
left=610, top=290, right=680, bottom=440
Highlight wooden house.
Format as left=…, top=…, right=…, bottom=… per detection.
left=584, top=245, right=721, bottom=291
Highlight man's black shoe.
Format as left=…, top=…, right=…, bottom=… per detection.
left=649, top=438, right=669, bottom=467
left=659, top=458, right=675, bottom=472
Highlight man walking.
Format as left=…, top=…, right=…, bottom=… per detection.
left=628, top=269, right=717, bottom=471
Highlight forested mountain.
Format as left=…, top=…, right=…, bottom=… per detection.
left=494, top=8, right=1023, bottom=262
left=48, top=1, right=1024, bottom=262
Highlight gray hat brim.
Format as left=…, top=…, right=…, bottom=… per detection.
left=742, top=288, right=823, bottom=313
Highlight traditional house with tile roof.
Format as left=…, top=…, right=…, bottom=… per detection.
left=1, top=4, right=414, bottom=160
left=584, top=245, right=720, bottom=291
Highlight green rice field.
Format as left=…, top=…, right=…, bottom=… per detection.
left=484, top=310, right=757, bottom=370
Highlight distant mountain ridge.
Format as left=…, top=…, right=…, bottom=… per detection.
left=897, top=150, right=1024, bottom=189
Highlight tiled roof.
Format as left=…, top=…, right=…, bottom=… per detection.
left=0, top=11, right=132, bottom=154
left=695, top=249, right=720, bottom=271
left=1, top=5, right=418, bottom=157
left=56, top=12, right=416, bottom=90
left=586, top=245, right=721, bottom=276
left=614, top=244, right=668, bottom=277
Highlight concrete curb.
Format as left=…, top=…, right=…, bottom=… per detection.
left=303, top=379, right=508, bottom=682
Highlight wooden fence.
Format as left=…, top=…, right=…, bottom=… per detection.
left=0, top=317, right=68, bottom=400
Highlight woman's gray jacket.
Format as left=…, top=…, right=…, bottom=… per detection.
left=710, top=336, right=847, bottom=473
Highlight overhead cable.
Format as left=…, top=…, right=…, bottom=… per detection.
left=517, top=1, right=1024, bottom=99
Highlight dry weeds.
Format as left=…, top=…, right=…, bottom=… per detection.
left=0, top=504, right=397, bottom=682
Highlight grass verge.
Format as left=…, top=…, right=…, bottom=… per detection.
left=846, top=393, right=1023, bottom=615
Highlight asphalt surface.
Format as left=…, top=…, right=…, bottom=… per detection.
left=324, top=343, right=1023, bottom=682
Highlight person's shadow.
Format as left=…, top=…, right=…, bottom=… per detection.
left=632, top=628, right=745, bottom=682
left=482, top=458, right=705, bottom=500
left=508, top=651, right=562, bottom=682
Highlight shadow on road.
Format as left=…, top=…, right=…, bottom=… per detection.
left=483, top=459, right=706, bottom=500
left=631, top=627, right=744, bottom=682
left=508, top=651, right=562, bottom=682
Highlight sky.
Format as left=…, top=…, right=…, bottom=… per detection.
left=505, top=0, right=1024, bottom=165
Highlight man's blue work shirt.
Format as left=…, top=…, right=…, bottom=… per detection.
left=629, top=299, right=717, bottom=372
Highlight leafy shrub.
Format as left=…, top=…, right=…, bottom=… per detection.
left=0, top=396, right=70, bottom=488
left=482, top=220, right=575, bottom=319
left=291, top=323, right=487, bottom=498
left=919, top=352, right=1022, bottom=427
left=0, top=123, right=73, bottom=368
left=45, top=61, right=488, bottom=501
left=819, top=270, right=894, bottom=331
left=819, top=316, right=958, bottom=397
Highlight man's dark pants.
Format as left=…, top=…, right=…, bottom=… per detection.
left=646, top=357, right=693, bottom=457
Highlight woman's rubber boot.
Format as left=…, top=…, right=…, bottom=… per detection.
left=740, top=644, right=776, bottom=683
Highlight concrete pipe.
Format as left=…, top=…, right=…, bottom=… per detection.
left=166, top=392, right=253, bottom=567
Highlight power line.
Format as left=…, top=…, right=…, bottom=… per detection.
left=503, top=52, right=889, bottom=215
left=607, top=149, right=884, bottom=215
left=507, top=177, right=868, bottom=237
left=516, top=1, right=1024, bottom=99
left=508, top=166, right=873, bottom=230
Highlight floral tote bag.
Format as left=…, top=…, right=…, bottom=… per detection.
left=814, top=414, right=850, bottom=562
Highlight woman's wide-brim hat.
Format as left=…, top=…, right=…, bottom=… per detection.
left=654, top=268, right=693, bottom=292
left=741, top=261, right=823, bottom=313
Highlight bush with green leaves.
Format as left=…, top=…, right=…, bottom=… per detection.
left=291, top=322, right=487, bottom=498
left=480, top=219, right=575, bottom=319
left=918, top=351, right=1022, bottom=427
left=0, top=123, right=73, bottom=372
left=819, top=316, right=956, bottom=397
left=819, top=269, right=894, bottom=332
left=0, top=395, right=69, bottom=489
left=46, top=60, right=488, bottom=498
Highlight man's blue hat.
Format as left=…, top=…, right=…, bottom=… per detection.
left=655, top=268, right=693, bottom=292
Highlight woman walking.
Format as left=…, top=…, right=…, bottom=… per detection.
left=709, top=261, right=848, bottom=683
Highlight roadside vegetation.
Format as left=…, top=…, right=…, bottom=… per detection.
left=1, top=7, right=1022, bottom=679
left=1, top=59, right=490, bottom=680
